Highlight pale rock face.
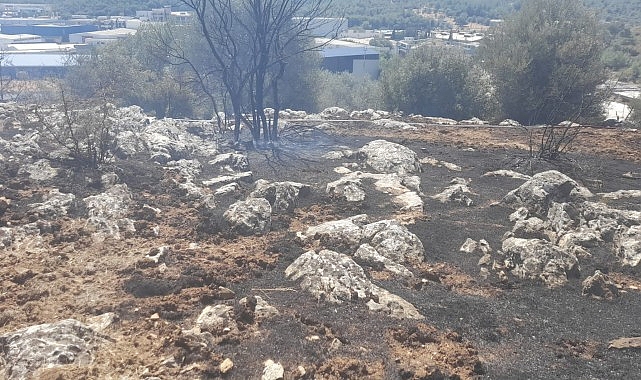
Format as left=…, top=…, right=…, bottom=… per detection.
left=371, top=118, right=417, bottom=131
left=209, top=153, right=249, bottom=173
left=482, top=169, right=530, bottom=180
left=319, top=106, right=349, bottom=119
left=0, top=319, right=105, bottom=380
left=299, top=217, right=366, bottom=252
left=431, top=178, right=474, bottom=206
left=582, top=270, right=619, bottom=299
left=501, top=237, right=579, bottom=288
left=285, top=250, right=422, bottom=319
left=223, top=198, right=272, bottom=235
left=239, top=296, right=279, bottom=319
left=262, top=360, right=285, bottom=380
left=359, top=140, right=421, bottom=175
left=614, top=225, right=641, bottom=267
left=503, top=170, right=593, bottom=216
left=326, top=177, right=366, bottom=202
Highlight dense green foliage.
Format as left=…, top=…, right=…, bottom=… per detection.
left=380, top=46, right=495, bottom=119
left=65, top=27, right=199, bottom=118
left=479, top=0, right=607, bottom=125
left=315, top=71, right=383, bottom=112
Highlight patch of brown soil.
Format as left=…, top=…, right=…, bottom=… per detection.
left=311, top=357, right=386, bottom=379
left=414, top=262, right=502, bottom=298
left=323, top=122, right=641, bottom=162
left=388, top=323, right=484, bottom=379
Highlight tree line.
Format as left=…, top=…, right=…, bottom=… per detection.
left=53, top=0, right=622, bottom=158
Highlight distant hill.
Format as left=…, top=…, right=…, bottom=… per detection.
left=9, top=0, right=641, bottom=25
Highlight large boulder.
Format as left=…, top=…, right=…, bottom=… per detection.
left=223, top=198, right=272, bottom=235
left=364, top=220, right=425, bottom=263
left=285, top=250, right=422, bottom=319
left=503, top=170, right=593, bottom=216
left=501, top=237, right=579, bottom=288
left=249, top=180, right=310, bottom=213
left=298, top=215, right=367, bottom=252
left=0, top=319, right=105, bottom=379
left=359, top=140, right=421, bottom=175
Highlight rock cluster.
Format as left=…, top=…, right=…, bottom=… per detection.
left=290, top=215, right=424, bottom=318
left=479, top=170, right=641, bottom=288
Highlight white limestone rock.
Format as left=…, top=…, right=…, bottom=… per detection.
left=0, top=319, right=105, bottom=380
left=249, top=180, right=310, bottom=213
left=285, top=250, right=422, bottom=319
left=223, top=198, right=272, bottom=235
left=501, top=237, right=579, bottom=288
left=503, top=170, right=593, bottom=216
left=359, top=140, right=421, bottom=175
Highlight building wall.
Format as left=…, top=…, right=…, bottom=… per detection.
left=323, top=53, right=380, bottom=78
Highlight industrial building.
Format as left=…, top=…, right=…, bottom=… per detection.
left=0, top=24, right=99, bottom=42
left=317, top=38, right=380, bottom=78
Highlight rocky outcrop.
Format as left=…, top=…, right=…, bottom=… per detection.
left=327, top=170, right=423, bottom=211
left=420, top=157, right=462, bottom=172
left=371, top=118, right=417, bottom=131
left=115, top=109, right=218, bottom=163
left=298, top=215, right=424, bottom=264
left=223, top=198, right=272, bottom=235
left=503, top=170, right=593, bottom=216
left=249, top=180, right=310, bottom=213
left=18, top=159, right=58, bottom=181
left=285, top=250, right=422, bottom=319
left=501, top=237, right=579, bottom=288
left=482, top=170, right=531, bottom=181
left=359, top=140, right=421, bottom=175
left=83, top=184, right=135, bottom=239
left=614, top=226, right=641, bottom=267
left=320, top=106, right=349, bottom=119
left=0, top=319, right=106, bottom=379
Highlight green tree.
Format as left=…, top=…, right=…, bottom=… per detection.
left=380, top=45, right=495, bottom=120
left=315, top=70, right=383, bottom=112
left=65, top=28, right=198, bottom=118
left=479, top=0, right=607, bottom=125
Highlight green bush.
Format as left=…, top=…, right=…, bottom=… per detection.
left=380, top=45, right=496, bottom=120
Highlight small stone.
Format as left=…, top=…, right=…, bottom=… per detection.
left=216, top=286, right=236, bottom=300
left=478, top=254, right=492, bottom=266
left=297, top=365, right=306, bottom=376
left=220, top=358, right=234, bottom=374
left=149, top=313, right=160, bottom=320
left=262, top=359, right=284, bottom=380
